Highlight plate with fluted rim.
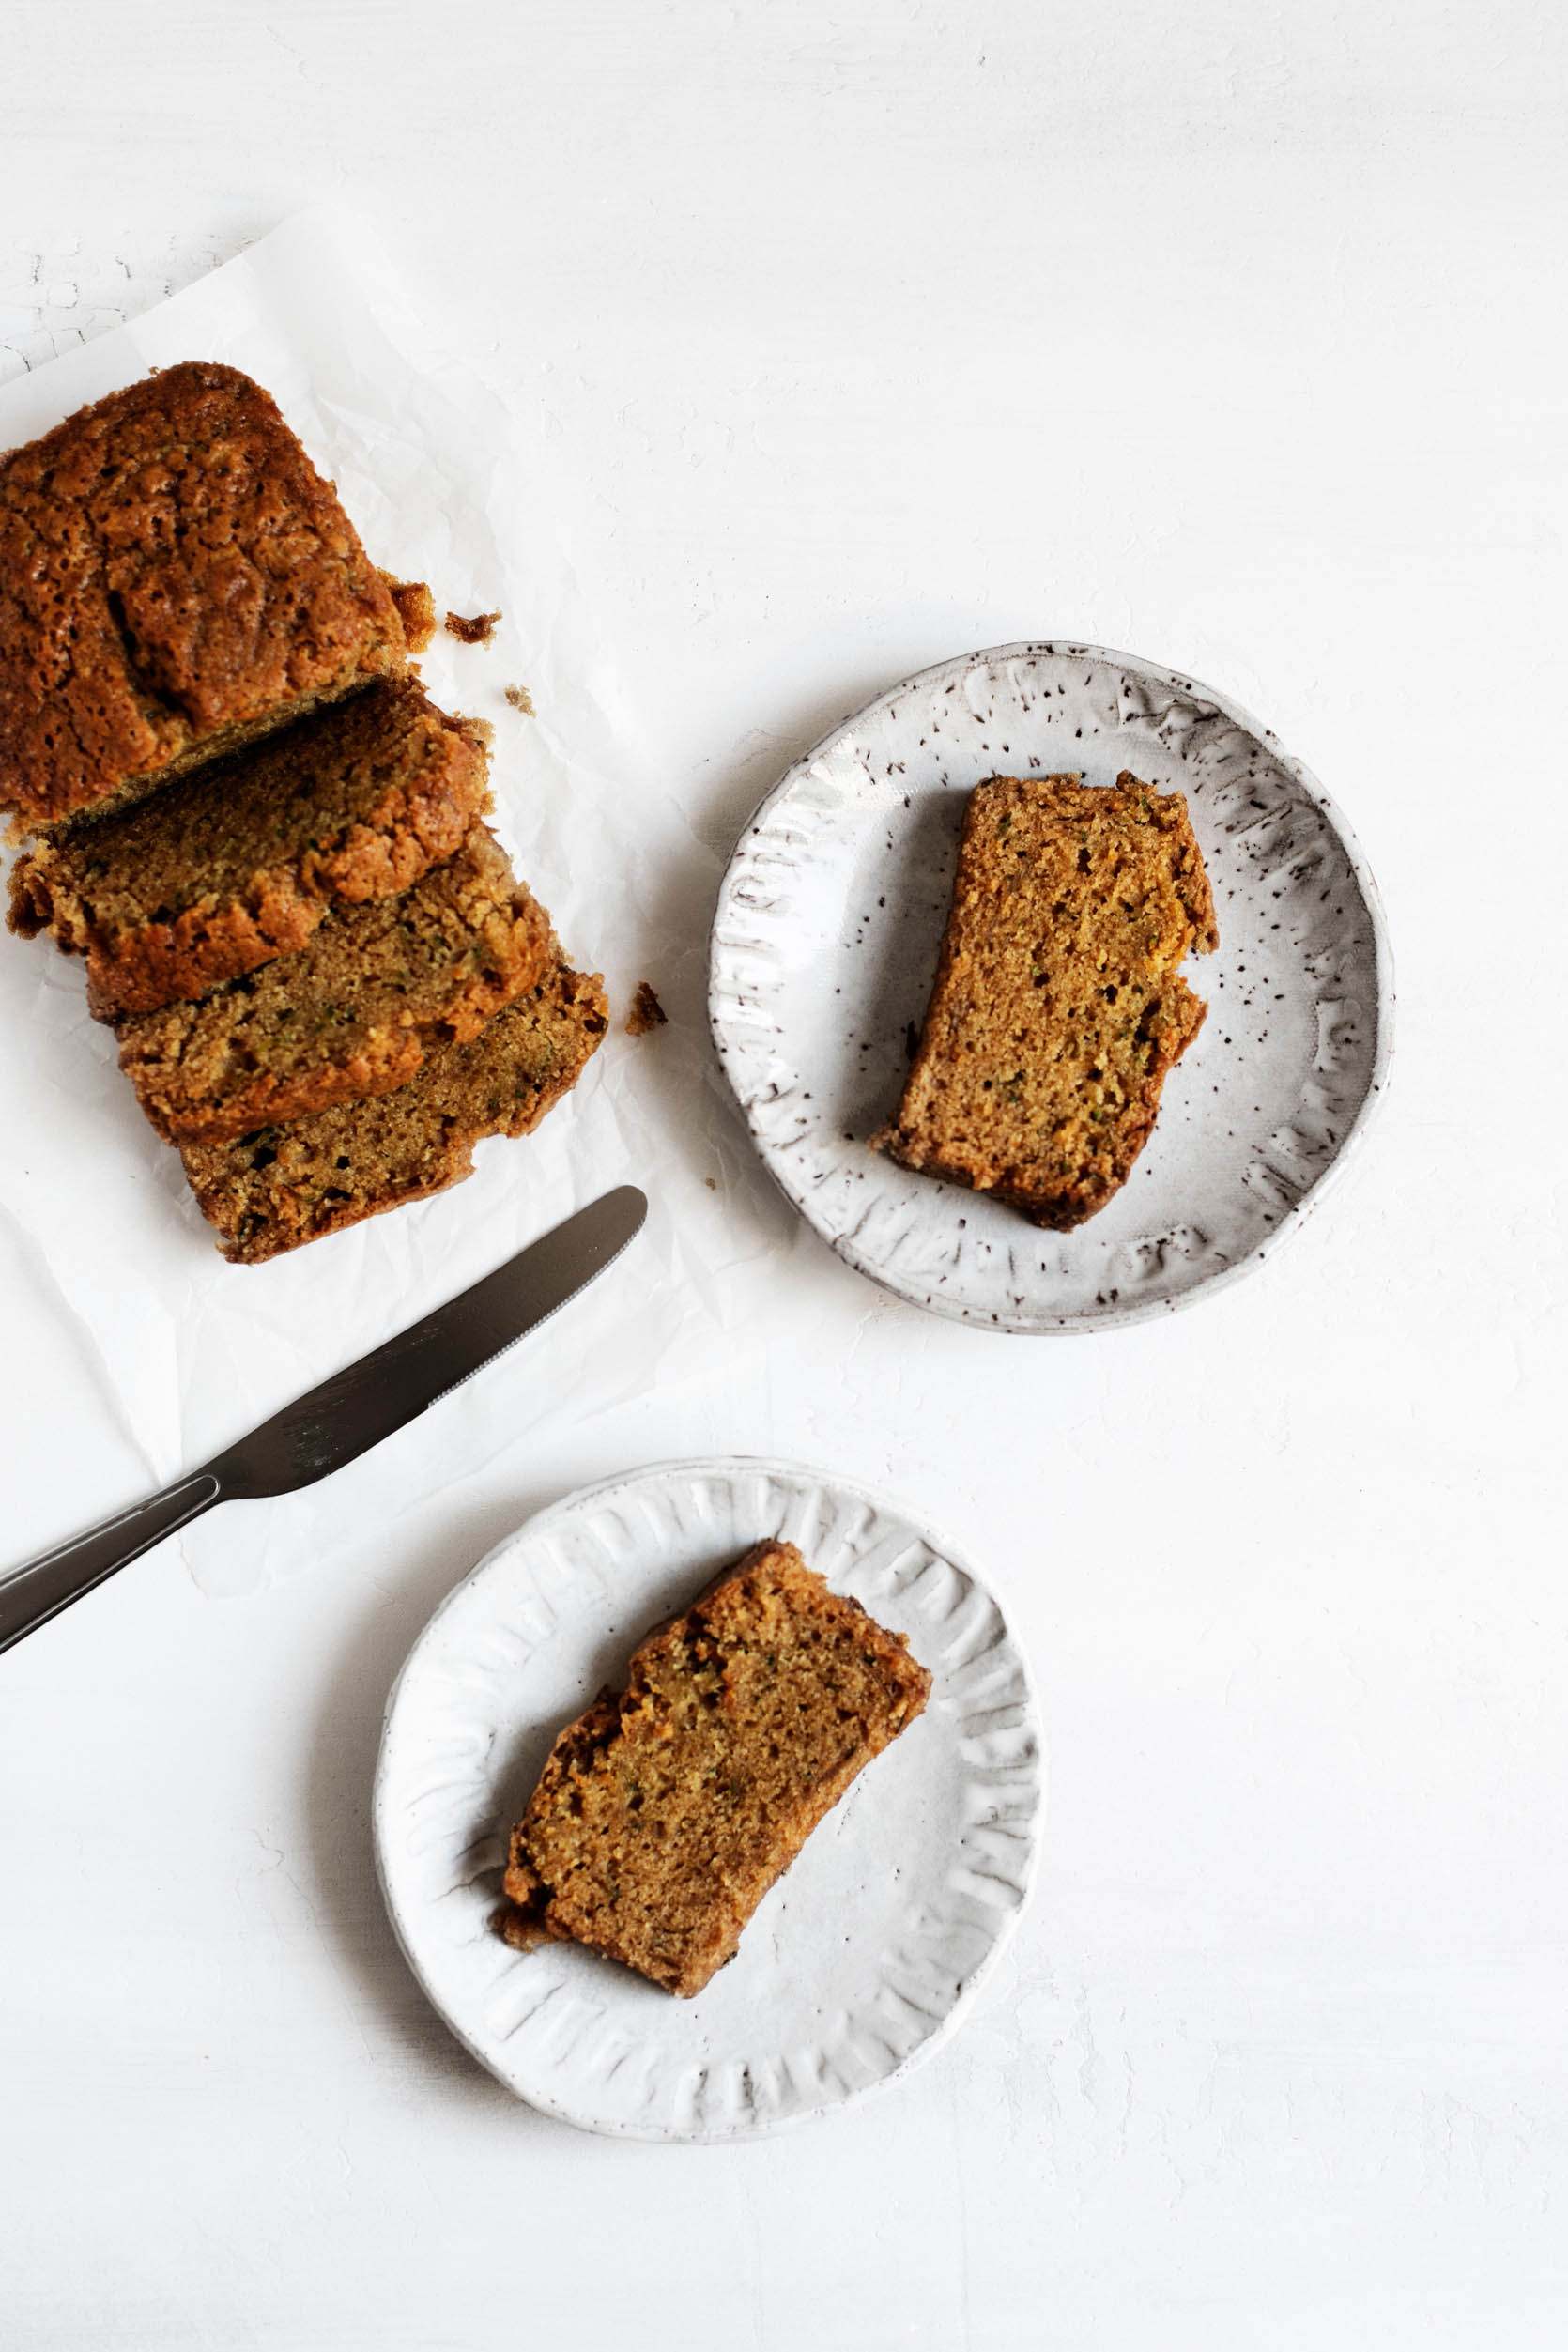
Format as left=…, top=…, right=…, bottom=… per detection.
left=709, top=640, right=1392, bottom=1332
left=373, top=1454, right=1044, bottom=2141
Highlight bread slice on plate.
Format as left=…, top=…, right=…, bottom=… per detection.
left=874, top=771, right=1217, bottom=1230
left=499, top=1539, right=932, bottom=1997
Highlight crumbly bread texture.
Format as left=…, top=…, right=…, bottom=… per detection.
left=499, top=1539, right=932, bottom=1997
left=874, top=772, right=1217, bottom=1230
left=0, top=361, right=411, bottom=833
left=625, top=980, right=667, bottom=1035
left=8, top=682, right=490, bottom=1018
left=381, top=576, right=437, bottom=653
left=115, top=824, right=552, bottom=1145
left=445, top=608, right=500, bottom=645
left=179, top=955, right=607, bottom=1262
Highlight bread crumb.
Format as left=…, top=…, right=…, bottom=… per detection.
left=626, top=981, right=668, bottom=1036
left=445, top=609, right=501, bottom=645
left=503, top=684, right=534, bottom=715
left=384, top=576, right=437, bottom=653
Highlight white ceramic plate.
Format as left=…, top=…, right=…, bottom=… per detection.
left=710, top=641, right=1392, bottom=1333
left=373, top=1457, right=1043, bottom=2142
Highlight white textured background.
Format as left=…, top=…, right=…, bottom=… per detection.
left=1, top=4, right=1563, bottom=2346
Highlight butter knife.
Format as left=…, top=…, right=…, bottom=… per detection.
left=0, top=1184, right=647, bottom=1658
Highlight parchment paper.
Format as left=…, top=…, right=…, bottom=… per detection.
left=0, top=208, right=776, bottom=1598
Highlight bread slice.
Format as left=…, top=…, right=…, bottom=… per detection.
left=499, top=1539, right=932, bottom=1997
left=874, top=772, right=1217, bottom=1230
left=115, top=824, right=552, bottom=1145
left=8, top=682, right=490, bottom=1018
left=0, top=362, right=411, bottom=834
left=178, top=955, right=607, bottom=1262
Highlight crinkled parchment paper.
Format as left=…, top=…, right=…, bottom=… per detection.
left=0, top=208, right=773, bottom=1597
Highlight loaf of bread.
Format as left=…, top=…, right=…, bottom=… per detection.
left=0, top=361, right=411, bottom=832
left=874, top=772, right=1217, bottom=1229
left=3, top=360, right=610, bottom=1264
left=178, top=957, right=607, bottom=1261
left=8, top=682, right=489, bottom=1017
left=499, top=1539, right=932, bottom=1997
left=115, top=824, right=552, bottom=1145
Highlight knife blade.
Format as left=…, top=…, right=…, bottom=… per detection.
left=0, top=1185, right=647, bottom=1657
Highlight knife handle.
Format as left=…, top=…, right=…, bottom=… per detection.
left=0, top=1472, right=223, bottom=1658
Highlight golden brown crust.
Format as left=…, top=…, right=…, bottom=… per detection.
left=0, top=361, right=407, bottom=832
left=873, top=772, right=1217, bottom=1229
left=115, top=824, right=553, bottom=1145
left=498, top=1540, right=932, bottom=1997
left=8, top=682, right=490, bottom=1017
left=179, top=957, right=608, bottom=1262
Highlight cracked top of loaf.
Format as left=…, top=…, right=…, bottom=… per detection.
left=0, top=361, right=408, bottom=832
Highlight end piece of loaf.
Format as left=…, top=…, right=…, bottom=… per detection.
left=873, top=772, right=1217, bottom=1230
left=8, top=682, right=490, bottom=1017
left=499, top=1539, right=932, bottom=1997
left=0, top=361, right=412, bottom=833
left=115, top=823, right=552, bottom=1145
left=178, top=955, right=607, bottom=1262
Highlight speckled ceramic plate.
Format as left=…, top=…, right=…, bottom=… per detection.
left=709, top=641, right=1392, bottom=1332
left=373, top=1457, right=1043, bottom=2142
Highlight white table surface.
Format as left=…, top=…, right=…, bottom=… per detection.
left=2, top=4, right=1563, bottom=2344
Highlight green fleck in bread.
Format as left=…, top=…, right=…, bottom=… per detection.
left=8, top=682, right=490, bottom=1017
left=873, top=771, right=1218, bottom=1230
left=500, top=1539, right=931, bottom=1997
